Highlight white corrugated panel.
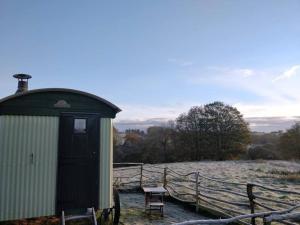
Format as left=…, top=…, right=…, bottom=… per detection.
left=0, top=115, right=59, bottom=221
left=99, top=118, right=113, bottom=209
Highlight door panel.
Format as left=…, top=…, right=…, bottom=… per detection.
left=56, top=114, right=99, bottom=212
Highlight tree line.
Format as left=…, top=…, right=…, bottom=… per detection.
left=249, top=123, right=300, bottom=160
left=114, top=101, right=300, bottom=163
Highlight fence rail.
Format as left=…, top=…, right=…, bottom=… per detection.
left=113, top=163, right=300, bottom=225
left=172, top=204, right=300, bottom=225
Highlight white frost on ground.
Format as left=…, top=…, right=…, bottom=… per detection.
left=115, top=160, right=300, bottom=223
left=119, top=193, right=208, bottom=225
left=162, top=160, right=300, bottom=191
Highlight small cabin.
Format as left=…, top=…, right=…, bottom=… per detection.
left=0, top=75, right=121, bottom=222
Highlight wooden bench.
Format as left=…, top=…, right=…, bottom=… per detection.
left=149, top=202, right=164, bottom=216
left=143, top=186, right=167, bottom=216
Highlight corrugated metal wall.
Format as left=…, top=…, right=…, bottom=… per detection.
left=99, top=118, right=113, bottom=209
left=0, top=115, right=59, bottom=221
left=0, top=115, right=113, bottom=220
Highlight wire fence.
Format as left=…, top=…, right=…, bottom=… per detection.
left=113, top=163, right=300, bottom=225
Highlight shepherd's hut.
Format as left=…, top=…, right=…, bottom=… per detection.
left=0, top=74, right=121, bottom=222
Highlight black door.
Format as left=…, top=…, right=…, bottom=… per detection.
left=56, top=113, right=100, bottom=212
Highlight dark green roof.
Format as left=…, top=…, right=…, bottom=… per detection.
left=0, top=88, right=121, bottom=118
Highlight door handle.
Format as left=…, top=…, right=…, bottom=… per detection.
left=30, top=153, right=34, bottom=164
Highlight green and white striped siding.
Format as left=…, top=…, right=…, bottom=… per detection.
left=99, top=118, right=113, bottom=209
left=0, top=115, right=59, bottom=221
left=0, top=116, right=114, bottom=221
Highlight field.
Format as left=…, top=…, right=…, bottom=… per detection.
left=115, top=160, right=300, bottom=191
left=114, top=160, right=300, bottom=224
left=161, top=160, right=300, bottom=189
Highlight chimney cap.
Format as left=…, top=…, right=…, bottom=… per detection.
left=13, top=74, right=32, bottom=80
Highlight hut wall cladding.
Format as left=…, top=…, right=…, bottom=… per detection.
left=99, top=118, right=113, bottom=209
left=0, top=116, right=114, bottom=221
left=0, top=115, right=59, bottom=221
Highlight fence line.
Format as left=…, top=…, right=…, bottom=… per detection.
left=142, top=168, right=164, bottom=174
left=199, top=197, right=246, bottom=216
left=248, top=182, right=300, bottom=195
left=198, top=184, right=249, bottom=198
left=198, top=192, right=249, bottom=207
left=113, top=163, right=300, bottom=225
left=167, top=180, right=196, bottom=192
left=254, top=195, right=296, bottom=207
left=172, top=204, right=300, bottom=225
left=166, top=184, right=196, bottom=197
left=167, top=168, right=197, bottom=177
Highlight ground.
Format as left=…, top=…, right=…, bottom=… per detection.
left=119, top=192, right=208, bottom=225
left=115, top=160, right=300, bottom=224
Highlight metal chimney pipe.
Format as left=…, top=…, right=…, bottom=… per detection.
left=13, top=74, right=32, bottom=94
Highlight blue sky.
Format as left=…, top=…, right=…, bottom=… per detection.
left=1, top=1, right=300, bottom=131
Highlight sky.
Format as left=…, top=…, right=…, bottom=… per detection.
left=0, top=0, right=300, bottom=132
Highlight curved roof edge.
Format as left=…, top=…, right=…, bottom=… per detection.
left=0, top=88, right=121, bottom=113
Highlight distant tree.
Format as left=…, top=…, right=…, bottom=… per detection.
left=113, top=127, right=123, bottom=163
left=119, top=129, right=145, bottom=162
left=279, top=123, right=300, bottom=159
left=125, top=129, right=145, bottom=136
left=143, top=126, right=174, bottom=163
left=176, top=106, right=207, bottom=160
left=247, top=131, right=282, bottom=160
left=176, top=102, right=250, bottom=160
left=247, top=144, right=279, bottom=160
left=113, top=127, right=123, bottom=147
left=251, top=131, right=281, bottom=146
left=124, top=133, right=142, bottom=146
left=114, top=103, right=251, bottom=163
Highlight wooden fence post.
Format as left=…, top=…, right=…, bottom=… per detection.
left=247, top=183, right=256, bottom=225
left=140, top=164, right=143, bottom=188
left=163, top=167, right=167, bottom=188
left=195, top=172, right=200, bottom=212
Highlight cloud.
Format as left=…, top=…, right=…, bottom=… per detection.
left=113, top=103, right=188, bottom=131
left=233, top=69, right=254, bottom=77
left=246, top=116, right=300, bottom=132
left=114, top=118, right=170, bottom=131
left=113, top=98, right=300, bottom=132
left=168, top=58, right=194, bottom=67
left=115, top=103, right=194, bottom=121
left=190, top=65, right=300, bottom=104
left=113, top=65, right=300, bottom=133
left=234, top=102, right=300, bottom=118
left=183, top=65, right=300, bottom=124
left=273, top=65, right=300, bottom=82
left=203, top=67, right=255, bottom=78
left=114, top=116, right=300, bottom=132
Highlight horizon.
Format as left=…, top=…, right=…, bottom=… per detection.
left=113, top=116, right=300, bottom=133
left=1, top=1, right=300, bottom=133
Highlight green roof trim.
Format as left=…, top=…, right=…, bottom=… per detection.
left=0, top=88, right=121, bottom=118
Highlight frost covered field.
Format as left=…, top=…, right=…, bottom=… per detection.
left=114, top=160, right=300, bottom=223
left=115, top=160, right=300, bottom=191
left=162, top=160, right=300, bottom=190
